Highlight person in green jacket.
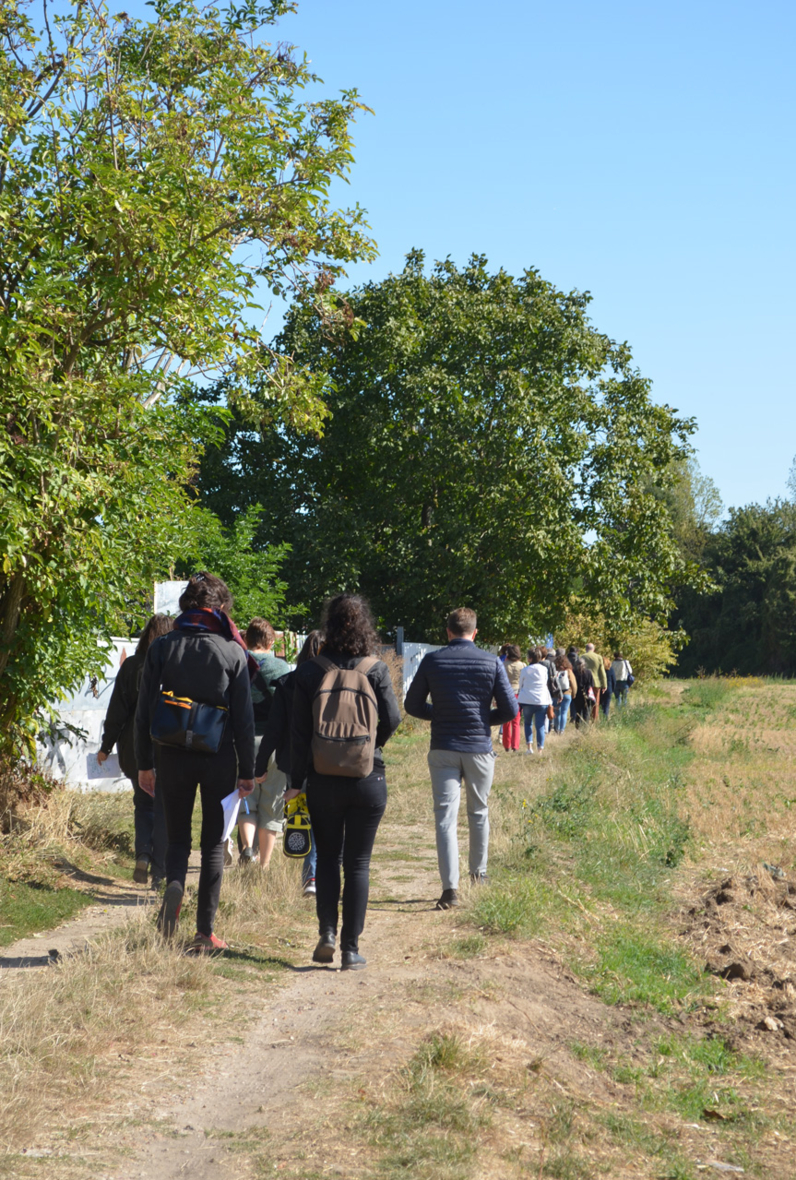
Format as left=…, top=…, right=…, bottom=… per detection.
left=582, top=644, right=608, bottom=720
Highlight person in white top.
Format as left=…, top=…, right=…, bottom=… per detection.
left=610, top=651, right=633, bottom=707
left=517, top=648, right=553, bottom=754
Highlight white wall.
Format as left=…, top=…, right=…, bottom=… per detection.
left=37, top=639, right=133, bottom=793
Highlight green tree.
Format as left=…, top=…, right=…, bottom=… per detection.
left=0, top=0, right=374, bottom=755
left=674, top=500, right=796, bottom=676
left=198, top=251, right=704, bottom=643
left=178, top=505, right=292, bottom=627
left=658, top=458, right=723, bottom=565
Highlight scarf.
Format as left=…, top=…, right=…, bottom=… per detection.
left=175, top=608, right=260, bottom=680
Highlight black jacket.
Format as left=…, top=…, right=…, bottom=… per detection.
left=100, top=650, right=143, bottom=779
left=135, top=630, right=256, bottom=778
left=403, top=638, right=518, bottom=753
left=255, top=671, right=294, bottom=780
left=291, top=653, right=401, bottom=784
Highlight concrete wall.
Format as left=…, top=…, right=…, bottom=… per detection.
left=37, top=639, right=133, bottom=793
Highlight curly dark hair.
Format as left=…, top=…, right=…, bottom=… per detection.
left=321, top=594, right=379, bottom=657
left=555, top=653, right=573, bottom=672
left=178, top=572, right=233, bottom=614
left=135, top=614, right=173, bottom=657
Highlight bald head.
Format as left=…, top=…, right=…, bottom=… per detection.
left=585, top=643, right=595, bottom=652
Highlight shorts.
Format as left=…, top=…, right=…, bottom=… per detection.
left=245, top=754, right=287, bottom=833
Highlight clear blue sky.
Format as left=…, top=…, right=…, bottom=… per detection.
left=264, top=0, right=795, bottom=513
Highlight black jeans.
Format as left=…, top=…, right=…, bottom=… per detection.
left=132, top=779, right=167, bottom=881
left=157, top=744, right=237, bottom=936
left=306, top=769, right=387, bottom=954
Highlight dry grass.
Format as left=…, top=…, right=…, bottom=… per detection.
left=0, top=915, right=215, bottom=1153
left=1, top=788, right=136, bottom=888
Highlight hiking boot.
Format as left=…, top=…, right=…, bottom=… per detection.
left=302, top=877, right=317, bottom=897
left=133, top=857, right=149, bottom=885
left=435, top=888, right=459, bottom=910
left=239, top=846, right=258, bottom=866
left=341, top=951, right=367, bottom=971
left=157, top=880, right=183, bottom=940
left=188, top=932, right=228, bottom=955
left=312, top=930, right=336, bottom=963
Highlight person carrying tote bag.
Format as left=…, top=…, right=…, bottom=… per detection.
left=610, top=652, right=633, bottom=708
left=135, top=573, right=256, bottom=953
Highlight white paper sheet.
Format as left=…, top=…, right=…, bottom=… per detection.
left=86, top=752, right=121, bottom=780
left=220, top=789, right=242, bottom=843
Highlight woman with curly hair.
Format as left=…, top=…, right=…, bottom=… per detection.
left=291, top=594, right=401, bottom=970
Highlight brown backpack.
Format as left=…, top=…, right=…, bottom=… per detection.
left=310, top=655, right=380, bottom=777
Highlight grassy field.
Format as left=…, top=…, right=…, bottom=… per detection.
left=1, top=678, right=795, bottom=1178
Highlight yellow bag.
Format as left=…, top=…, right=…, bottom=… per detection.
left=283, top=793, right=312, bottom=859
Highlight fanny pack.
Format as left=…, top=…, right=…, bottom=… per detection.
left=150, top=691, right=228, bottom=755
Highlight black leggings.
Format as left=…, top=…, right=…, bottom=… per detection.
left=306, top=769, right=387, bottom=954
left=157, top=744, right=237, bottom=936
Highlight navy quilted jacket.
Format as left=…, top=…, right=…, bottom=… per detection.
left=403, top=638, right=518, bottom=753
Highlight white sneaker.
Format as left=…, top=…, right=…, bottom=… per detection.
left=303, top=878, right=316, bottom=896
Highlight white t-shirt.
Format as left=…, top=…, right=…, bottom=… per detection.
left=517, top=663, right=552, bottom=706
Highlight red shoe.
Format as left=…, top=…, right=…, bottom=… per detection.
left=188, top=932, right=228, bottom=955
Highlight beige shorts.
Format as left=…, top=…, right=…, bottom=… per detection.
left=244, top=754, right=286, bottom=833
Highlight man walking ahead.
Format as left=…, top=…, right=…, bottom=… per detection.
left=404, top=608, right=518, bottom=910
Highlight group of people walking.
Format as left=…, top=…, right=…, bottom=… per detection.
left=99, top=581, right=632, bottom=964
left=497, top=642, right=633, bottom=754
left=101, top=576, right=401, bottom=968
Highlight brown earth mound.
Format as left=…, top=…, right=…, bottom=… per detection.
left=680, top=865, right=796, bottom=1047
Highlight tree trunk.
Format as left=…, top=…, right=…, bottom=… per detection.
left=0, top=572, right=25, bottom=682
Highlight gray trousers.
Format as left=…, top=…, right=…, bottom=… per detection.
left=427, top=749, right=495, bottom=890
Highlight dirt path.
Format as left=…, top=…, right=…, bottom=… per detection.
left=0, top=860, right=200, bottom=973
left=104, top=823, right=629, bottom=1180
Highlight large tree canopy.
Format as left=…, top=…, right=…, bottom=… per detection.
left=199, top=251, right=703, bottom=643
left=674, top=500, right=796, bottom=677
left=0, top=0, right=373, bottom=754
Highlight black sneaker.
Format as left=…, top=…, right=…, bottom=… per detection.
left=312, top=930, right=336, bottom=963
left=435, top=888, right=459, bottom=910
left=157, top=880, right=183, bottom=940
left=341, top=951, right=367, bottom=971
left=133, top=857, right=149, bottom=885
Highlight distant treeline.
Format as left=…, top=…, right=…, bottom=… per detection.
left=673, top=499, right=796, bottom=678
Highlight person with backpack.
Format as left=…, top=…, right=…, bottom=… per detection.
left=97, top=614, right=173, bottom=888
left=553, top=653, right=577, bottom=735
left=291, top=595, right=401, bottom=971
left=238, top=618, right=290, bottom=868
left=135, top=573, right=256, bottom=953
left=571, top=654, right=596, bottom=727
left=255, top=630, right=325, bottom=895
